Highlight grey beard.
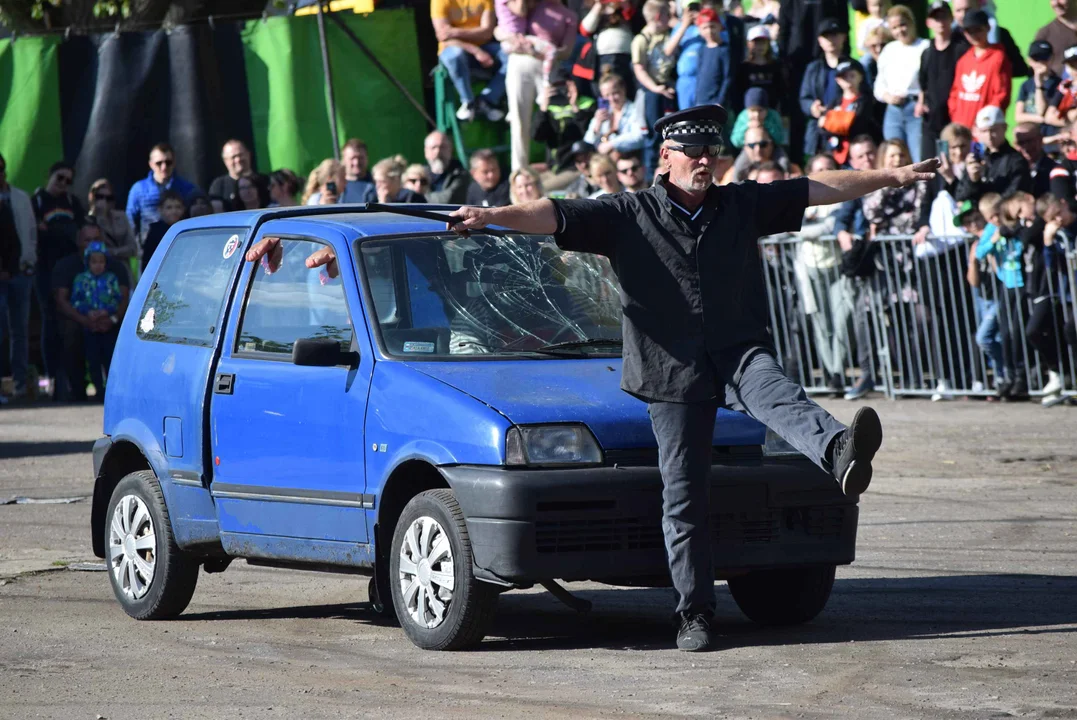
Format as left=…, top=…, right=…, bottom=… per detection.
left=429, top=158, right=447, bottom=175
left=670, top=172, right=712, bottom=194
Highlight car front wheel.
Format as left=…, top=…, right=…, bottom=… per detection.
left=389, top=489, right=499, bottom=650
left=727, top=565, right=836, bottom=626
left=105, top=471, right=200, bottom=620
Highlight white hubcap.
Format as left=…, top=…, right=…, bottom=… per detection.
left=108, top=495, right=157, bottom=600
left=398, top=516, right=455, bottom=628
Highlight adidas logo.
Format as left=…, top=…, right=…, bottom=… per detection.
left=958, top=71, right=987, bottom=102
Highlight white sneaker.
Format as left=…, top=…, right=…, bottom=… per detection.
left=1042, top=392, right=1066, bottom=408
left=1043, top=370, right=1063, bottom=396
left=931, top=379, right=953, bottom=402
left=971, top=381, right=985, bottom=393
left=456, top=102, right=475, bottom=122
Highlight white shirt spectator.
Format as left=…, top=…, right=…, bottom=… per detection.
left=873, top=37, right=929, bottom=102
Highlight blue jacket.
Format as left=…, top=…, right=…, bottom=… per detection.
left=695, top=44, right=733, bottom=108
left=126, top=171, right=199, bottom=239
left=833, top=198, right=869, bottom=238
left=800, top=58, right=872, bottom=157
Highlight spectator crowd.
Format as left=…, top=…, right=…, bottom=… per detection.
left=1, top=0, right=1077, bottom=407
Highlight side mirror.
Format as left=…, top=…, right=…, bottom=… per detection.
left=292, top=337, right=358, bottom=367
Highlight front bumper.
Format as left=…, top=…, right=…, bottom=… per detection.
left=443, top=458, right=858, bottom=585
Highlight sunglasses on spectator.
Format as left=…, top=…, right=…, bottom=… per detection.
left=404, top=176, right=428, bottom=185
left=94, top=192, right=114, bottom=200
left=668, top=144, right=722, bottom=158
left=618, top=164, right=642, bottom=173
left=745, top=141, right=772, bottom=150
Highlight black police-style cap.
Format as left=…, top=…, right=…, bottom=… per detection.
left=927, top=0, right=951, bottom=17
left=817, top=17, right=843, bottom=36
left=1029, top=40, right=1053, bottom=62
left=653, top=105, right=728, bottom=146
left=835, top=58, right=865, bottom=77
left=962, top=9, right=989, bottom=30
left=1065, top=44, right=1077, bottom=63
left=554, top=140, right=596, bottom=173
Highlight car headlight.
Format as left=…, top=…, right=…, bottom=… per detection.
left=505, top=424, right=603, bottom=467
left=762, top=426, right=802, bottom=458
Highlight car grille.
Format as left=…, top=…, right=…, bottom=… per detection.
left=604, top=445, right=763, bottom=467
left=534, top=506, right=849, bottom=554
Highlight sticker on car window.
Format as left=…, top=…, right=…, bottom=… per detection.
left=402, top=341, right=436, bottom=353
left=140, top=307, right=156, bottom=333
left=223, top=234, right=241, bottom=260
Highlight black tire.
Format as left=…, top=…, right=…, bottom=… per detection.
left=727, top=565, right=836, bottom=626
left=388, top=489, right=499, bottom=650
left=104, top=471, right=200, bottom=620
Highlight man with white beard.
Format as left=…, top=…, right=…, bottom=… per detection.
left=424, top=131, right=471, bottom=204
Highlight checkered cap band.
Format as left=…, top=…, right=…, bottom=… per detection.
left=663, top=121, right=722, bottom=139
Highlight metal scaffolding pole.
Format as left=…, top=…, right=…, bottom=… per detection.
left=315, top=0, right=341, bottom=159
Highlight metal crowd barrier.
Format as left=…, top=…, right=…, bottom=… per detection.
left=759, top=234, right=1077, bottom=402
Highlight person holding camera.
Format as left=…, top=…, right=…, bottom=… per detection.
left=956, top=106, right=1031, bottom=206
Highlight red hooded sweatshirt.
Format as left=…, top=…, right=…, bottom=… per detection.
left=948, top=45, right=1012, bottom=128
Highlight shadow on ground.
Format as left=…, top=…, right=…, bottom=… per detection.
left=179, top=573, right=1077, bottom=652
left=0, top=440, right=94, bottom=459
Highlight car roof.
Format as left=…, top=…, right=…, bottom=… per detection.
left=176, top=204, right=461, bottom=238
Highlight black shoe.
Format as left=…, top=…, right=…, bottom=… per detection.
left=675, top=613, right=714, bottom=652
left=995, top=379, right=1013, bottom=401
left=830, top=407, right=883, bottom=496
left=1007, top=377, right=1029, bottom=401
left=828, top=373, right=845, bottom=398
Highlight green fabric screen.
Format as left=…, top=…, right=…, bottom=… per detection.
left=243, top=9, right=429, bottom=184
left=0, top=35, right=64, bottom=193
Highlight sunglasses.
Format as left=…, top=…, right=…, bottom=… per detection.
left=618, top=164, right=642, bottom=173
left=404, top=177, right=428, bottom=184
left=95, top=193, right=114, bottom=201
left=668, top=144, right=722, bottom=158
left=745, top=141, right=772, bottom=150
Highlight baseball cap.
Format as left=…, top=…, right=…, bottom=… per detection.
left=1029, top=40, right=1053, bottom=62
left=695, top=7, right=719, bottom=26
left=1064, top=45, right=1077, bottom=63
left=926, top=0, right=951, bottom=17
left=953, top=199, right=976, bottom=226
left=817, top=17, right=843, bottom=36
left=962, top=9, right=990, bottom=30
left=835, top=58, right=865, bottom=77
left=747, top=24, right=770, bottom=42
left=743, top=87, right=769, bottom=109
left=975, top=105, right=1006, bottom=130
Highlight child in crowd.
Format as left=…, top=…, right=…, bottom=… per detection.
left=1046, top=46, right=1077, bottom=128
left=1015, top=40, right=1064, bottom=138
left=976, top=192, right=1028, bottom=400
left=141, top=191, right=186, bottom=272
left=71, top=240, right=122, bottom=398
left=694, top=8, right=732, bottom=107
left=819, top=59, right=878, bottom=166
left=960, top=203, right=1003, bottom=395
left=1029, top=193, right=1074, bottom=406
left=735, top=24, right=784, bottom=112
left=632, top=0, right=678, bottom=176
left=730, top=87, right=786, bottom=149
left=579, top=0, right=636, bottom=96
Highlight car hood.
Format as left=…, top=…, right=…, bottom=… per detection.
left=403, top=359, right=766, bottom=449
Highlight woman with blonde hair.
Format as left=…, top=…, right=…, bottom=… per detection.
left=402, top=164, right=432, bottom=199
left=373, top=155, right=426, bottom=203
left=508, top=167, right=545, bottom=205
left=873, top=4, right=928, bottom=161
left=86, top=178, right=137, bottom=259
left=587, top=153, right=623, bottom=197
left=303, top=159, right=346, bottom=205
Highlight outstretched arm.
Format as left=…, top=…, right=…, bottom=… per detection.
left=447, top=200, right=559, bottom=235
left=806, top=159, right=939, bottom=207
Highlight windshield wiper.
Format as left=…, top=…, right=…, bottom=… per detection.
left=536, top=338, right=623, bottom=354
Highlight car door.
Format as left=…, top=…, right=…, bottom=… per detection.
left=209, top=222, right=374, bottom=547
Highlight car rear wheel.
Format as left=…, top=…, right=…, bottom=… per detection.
left=389, top=489, right=499, bottom=650
left=105, top=471, right=200, bottom=620
left=727, top=565, right=836, bottom=626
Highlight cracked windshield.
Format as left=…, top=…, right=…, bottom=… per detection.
left=360, top=234, right=622, bottom=357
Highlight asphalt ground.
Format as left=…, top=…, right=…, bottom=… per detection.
left=1, top=399, right=1076, bottom=719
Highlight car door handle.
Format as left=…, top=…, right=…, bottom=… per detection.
left=214, top=373, right=235, bottom=395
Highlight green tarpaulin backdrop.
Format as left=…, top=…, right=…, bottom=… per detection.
left=242, top=9, right=429, bottom=186
left=0, top=35, right=64, bottom=193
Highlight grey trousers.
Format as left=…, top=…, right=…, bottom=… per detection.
left=647, top=350, right=847, bottom=618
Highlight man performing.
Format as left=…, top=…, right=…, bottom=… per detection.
left=446, top=105, right=938, bottom=651
left=247, top=104, right=938, bottom=652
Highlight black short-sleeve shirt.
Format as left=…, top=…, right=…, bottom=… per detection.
left=552, top=176, right=809, bottom=402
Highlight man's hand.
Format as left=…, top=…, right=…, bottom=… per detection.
left=1044, top=219, right=1062, bottom=247
left=245, top=236, right=340, bottom=278
left=912, top=225, right=931, bottom=246
left=659, top=85, right=676, bottom=100
left=913, top=100, right=925, bottom=118
left=810, top=99, right=825, bottom=119
left=837, top=230, right=855, bottom=252
left=966, top=153, right=984, bottom=182
left=447, top=206, right=494, bottom=235
left=474, top=47, right=494, bottom=68
left=889, top=157, right=940, bottom=187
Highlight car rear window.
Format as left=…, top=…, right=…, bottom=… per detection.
left=136, top=228, right=247, bottom=347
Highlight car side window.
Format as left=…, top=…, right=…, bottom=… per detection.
left=237, top=238, right=353, bottom=356
left=137, top=229, right=248, bottom=347
left=362, top=246, right=399, bottom=325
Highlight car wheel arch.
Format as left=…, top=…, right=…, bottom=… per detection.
left=92, top=440, right=154, bottom=558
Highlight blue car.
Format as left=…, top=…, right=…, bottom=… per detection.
left=91, top=205, right=859, bottom=650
